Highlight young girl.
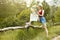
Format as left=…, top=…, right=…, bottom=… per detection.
left=38, top=4, right=48, bottom=37
left=25, top=5, right=38, bottom=28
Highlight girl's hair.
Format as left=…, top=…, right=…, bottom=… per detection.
left=38, top=6, right=43, bottom=9
left=39, top=6, right=43, bottom=9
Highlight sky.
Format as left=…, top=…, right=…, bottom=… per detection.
left=46, top=0, right=52, bottom=2
left=25, top=0, right=52, bottom=7
left=38, top=0, right=52, bottom=2
left=25, top=0, right=60, bottom=7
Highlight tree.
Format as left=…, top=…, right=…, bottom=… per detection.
left=0, top=0, right=26, bottom=18
left=17, top=8, right=31, bottom=26
left=54, top=7, right=60, bottom=22
left=0, top=0, right=27, bottom=28
left=49, top=0, right=59, bottom=26
left=42, top=0, right=50, bottom=21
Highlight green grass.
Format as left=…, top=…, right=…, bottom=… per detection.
left=0, top=25, right=60, bottom=40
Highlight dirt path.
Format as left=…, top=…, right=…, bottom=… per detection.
left=52, top=36, right=60, bottom=40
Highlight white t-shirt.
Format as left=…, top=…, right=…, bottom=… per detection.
left=30, top=5, right=38, bottom=21
left=30, top=12, right=38, bottom=21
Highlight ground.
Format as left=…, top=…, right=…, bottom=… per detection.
left=0, top=25, right=60, bottom=40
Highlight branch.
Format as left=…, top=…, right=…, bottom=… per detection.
left=0, top=25, right=41, bottom=32
left=0, top=26, right=24, bottom=31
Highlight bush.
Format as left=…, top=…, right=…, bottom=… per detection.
left=54, top=7, right=60, bottom=22
left=17, top=8, right=31, bottom=26
left=0, top=8, right=31, bottom=28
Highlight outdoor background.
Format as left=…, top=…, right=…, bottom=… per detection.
left=0, top=0, right=60, bottom=40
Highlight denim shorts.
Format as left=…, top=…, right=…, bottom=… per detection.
left=39, top=16, right=46, bottom=24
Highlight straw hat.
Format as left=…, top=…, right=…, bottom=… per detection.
left=38, top=3, right=43, bottom=7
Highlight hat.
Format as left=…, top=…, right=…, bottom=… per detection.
left=38, top=3, right=43, bottom=7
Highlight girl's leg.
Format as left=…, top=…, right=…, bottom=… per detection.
left=42, top=23, right=48, bottom=37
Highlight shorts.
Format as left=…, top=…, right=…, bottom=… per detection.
left=39, top=16, right=46, bottom=24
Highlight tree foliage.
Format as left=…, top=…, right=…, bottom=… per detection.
left=0, top=0, right=26, bottom=18
left=17, top=8, right=31, bottom=25
left=54, top=7, right=60, bottom=22
left=0, top=8, right=31, bottom=28
left=42, top=1, right=50, bottom=21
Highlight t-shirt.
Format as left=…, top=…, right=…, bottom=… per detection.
left=30, top=12, right=38, bottom=21
left=30, top=5, right=38, bottom=21
left=38, top=10, right=44, bottom=16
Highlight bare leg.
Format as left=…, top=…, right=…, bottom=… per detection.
left=42, top=23, right=48, bottom=37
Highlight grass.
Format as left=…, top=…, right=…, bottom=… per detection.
left=0, top=25, right=60, bottom=40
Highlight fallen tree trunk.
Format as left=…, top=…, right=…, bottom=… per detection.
left=0, top=26, right=24, bottom=31
left=0, top=25, right=41, bottom=32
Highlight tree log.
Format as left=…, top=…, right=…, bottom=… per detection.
left=0, top=25, right=41, bottom=32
